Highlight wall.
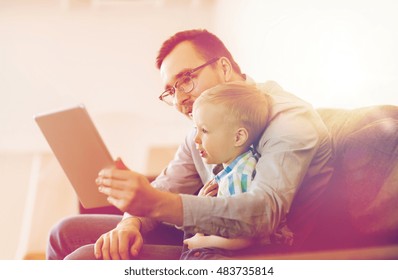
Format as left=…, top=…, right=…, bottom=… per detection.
left=0, top=0, right=216, bottom=259
left=1, top=0, right=216, bottom=168
left=213, top=0, right=398, bottom=108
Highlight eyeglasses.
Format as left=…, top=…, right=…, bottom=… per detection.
left=159, top=57, right=219, bottom=106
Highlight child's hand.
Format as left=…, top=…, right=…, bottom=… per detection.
left=198, top=179, right=218, bottom=197
left=183, top=233, right=206, bottom=249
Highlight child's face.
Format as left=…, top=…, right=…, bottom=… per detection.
left=192, top=102, right=239, bottom=165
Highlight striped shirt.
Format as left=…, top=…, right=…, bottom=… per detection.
left=215, top=150, right=257, bottom=197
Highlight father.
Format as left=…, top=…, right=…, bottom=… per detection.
left=47, top=29, right=334, bottom=260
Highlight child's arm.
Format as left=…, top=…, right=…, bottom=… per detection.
left=184, top=233, right=253, bottom=250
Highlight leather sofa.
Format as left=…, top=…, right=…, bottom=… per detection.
left=250, top=105, right=398, bottom=259
left=313, top=106, right=397, bottom=248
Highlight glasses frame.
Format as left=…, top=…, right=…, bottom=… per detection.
left=159, top=57, right=220, bottom=106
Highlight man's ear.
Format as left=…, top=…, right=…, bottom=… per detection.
left=235, top=127, right=249, bottom=147
left=219, top=57, right=233, bottom=82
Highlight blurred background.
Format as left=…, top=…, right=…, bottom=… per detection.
left=0, top=0, right=397, bottom=259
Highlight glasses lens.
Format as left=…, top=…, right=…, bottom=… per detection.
left=176, top=75, right=194, bottom=94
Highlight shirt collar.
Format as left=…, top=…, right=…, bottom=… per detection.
left=214, top=150, right=254, bottom=184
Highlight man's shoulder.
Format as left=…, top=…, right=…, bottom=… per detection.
left=257, top=81, right=310, bottom=106
left=256, top=80, right=280, bottom=93
left=255, top=81, right=316, bottom=120
left=255, top=81, right=328, bottom=142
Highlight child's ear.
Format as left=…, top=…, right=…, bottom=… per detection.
left=235, top=128, right=249, bottom=147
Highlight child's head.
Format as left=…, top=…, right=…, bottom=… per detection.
left=192, top=82, right=271, bottom=165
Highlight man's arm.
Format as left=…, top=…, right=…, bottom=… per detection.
left=100, top=96, right=328, bottom=241
left=100, top=82, right=332, bottom=243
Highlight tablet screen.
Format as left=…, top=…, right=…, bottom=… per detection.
left=35, top=104, right=114, bottom=209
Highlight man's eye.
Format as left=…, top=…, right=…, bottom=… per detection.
left=176, top=76, right=192, bottom=91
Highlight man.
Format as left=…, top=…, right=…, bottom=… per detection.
left=47, top=29, right=334, bottom=260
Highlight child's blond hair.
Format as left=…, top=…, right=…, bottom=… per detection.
left=194, top=82, right=271, bottom=146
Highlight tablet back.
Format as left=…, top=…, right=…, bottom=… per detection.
left=35, top=104, right=113, bottom=209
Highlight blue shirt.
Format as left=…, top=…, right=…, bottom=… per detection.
left=215, top=150, right=256, bottom=197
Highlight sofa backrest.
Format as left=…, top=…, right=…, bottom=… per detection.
left=311, top=105, right=398, bottom=250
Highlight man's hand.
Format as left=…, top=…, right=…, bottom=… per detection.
left=94, top=217, right=143, bottom=260
left=96, top=158, right=183, bottom=226
left=96, top=166, right=154, bottom=216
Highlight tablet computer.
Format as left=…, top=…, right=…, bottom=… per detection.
left=34, top=104, right=114, bottom=209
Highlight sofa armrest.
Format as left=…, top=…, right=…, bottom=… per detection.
left=238, top=244, right=398, bottom=260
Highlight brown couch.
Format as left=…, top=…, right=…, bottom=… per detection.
left=305, top=105, right=397, bottom=256
left=250, top=105, right=398, bottom=259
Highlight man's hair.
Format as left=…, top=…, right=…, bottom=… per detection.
left=194, top=82, right=271, bottom=146
left=156, top=29, right=243, bottom=77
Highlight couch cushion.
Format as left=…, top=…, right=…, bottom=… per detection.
left=312, top=105, right=398, bottom=249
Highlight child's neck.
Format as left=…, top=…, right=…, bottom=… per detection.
left=222, top=146, right=252, bottom=168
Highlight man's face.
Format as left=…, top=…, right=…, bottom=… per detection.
left=159, top=41, right=225, bottom=118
